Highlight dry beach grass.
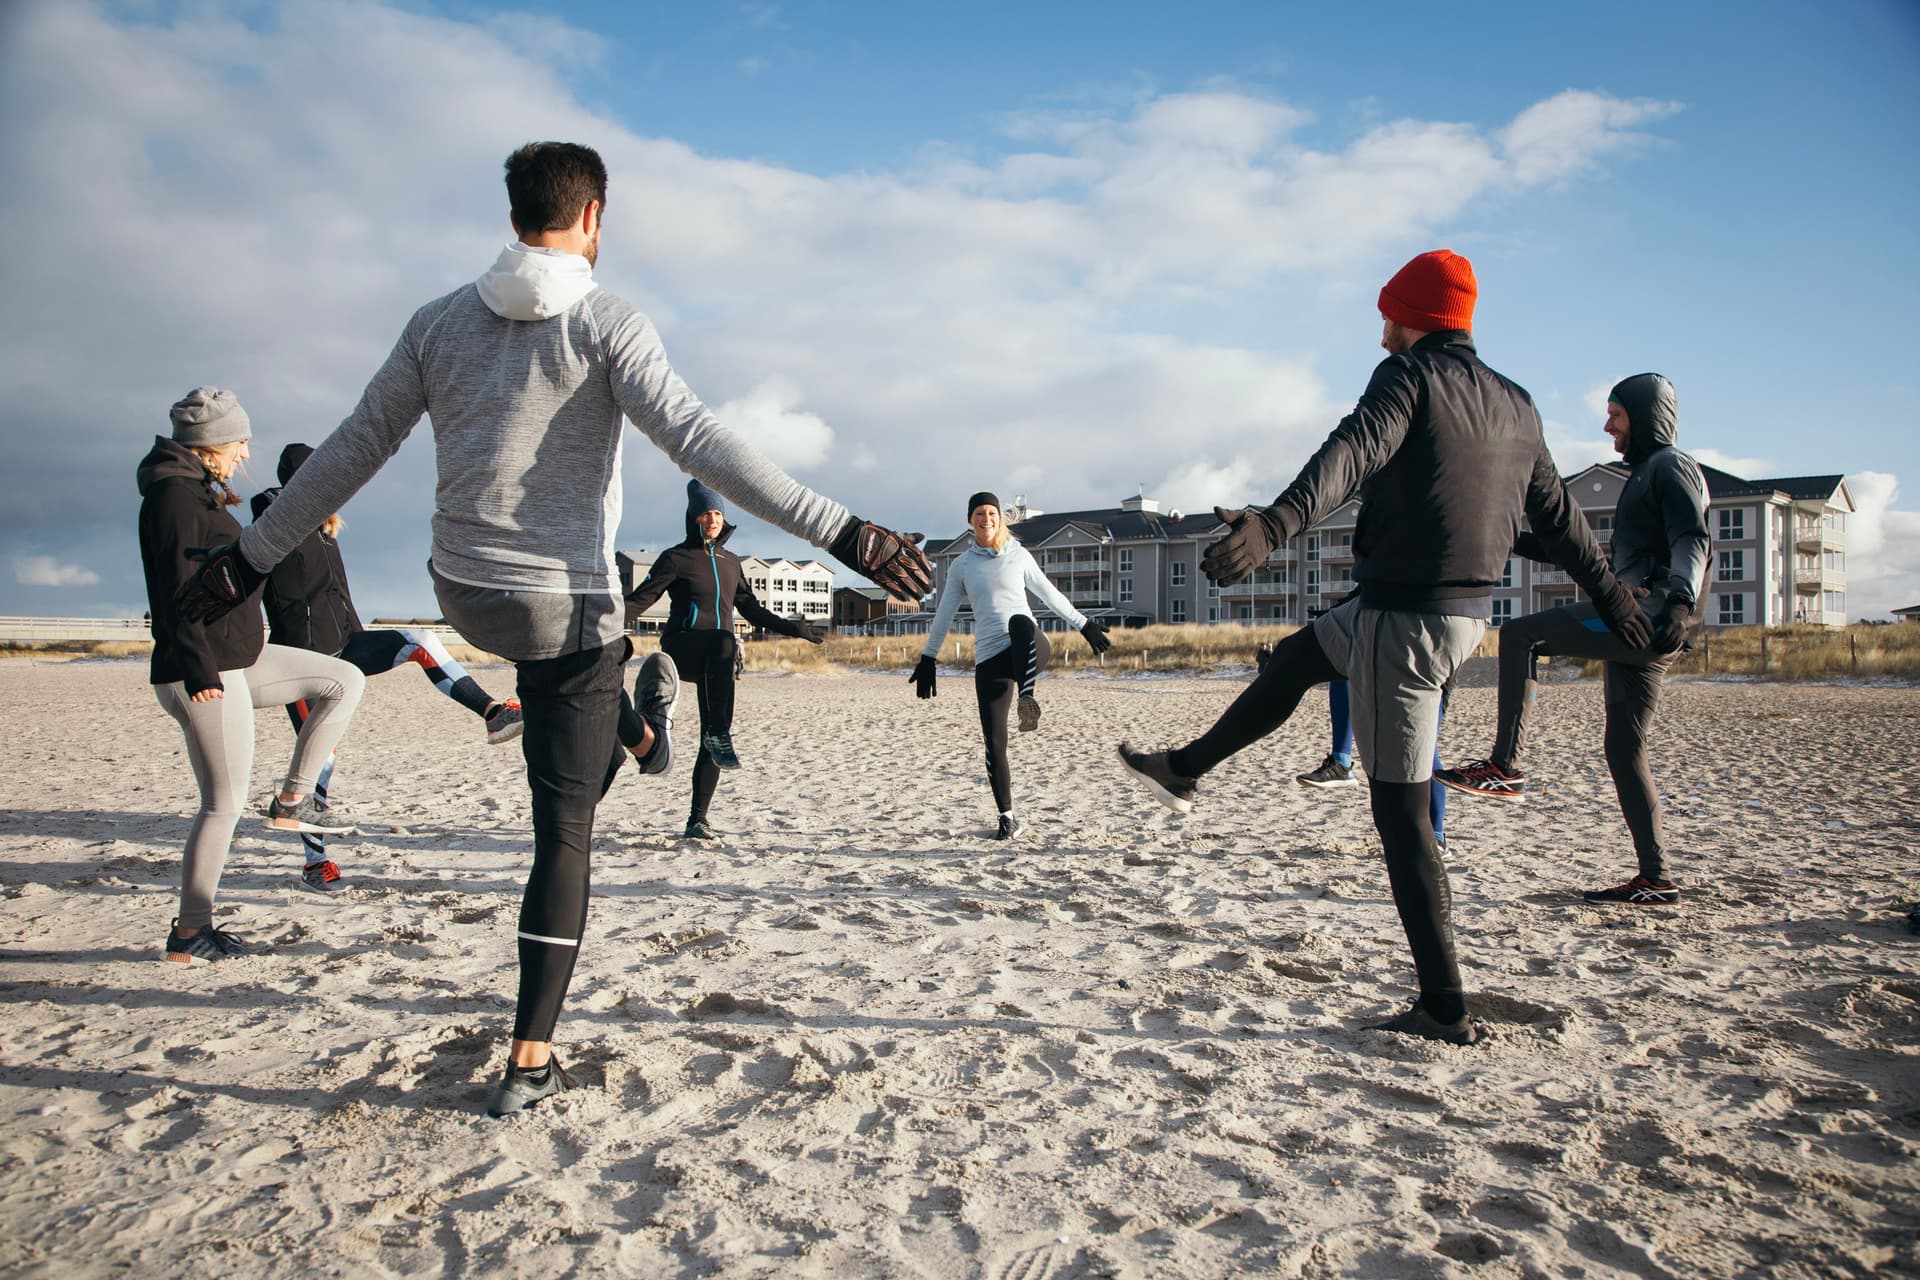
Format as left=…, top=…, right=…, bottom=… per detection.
left=0, top=657, right=1915, bottom=1277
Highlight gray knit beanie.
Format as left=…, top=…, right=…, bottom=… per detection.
left=169, top=387, right=251, bottom=447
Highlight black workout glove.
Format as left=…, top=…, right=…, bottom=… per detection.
left=830, top=516, right=933, bottom=604
left=1651, top=596, right=1693, bottom=655
left=1511, top=530, right=1554, bottom=566
left=910, top=655, right=937, bottom=699
left=1081, top=619, right=1111, bottom=655
left=792, top=620, right=826, bottom=645
left=1592, top=576, right=1654, bottom=650
left=1200, top=504, right=1299, bottom=586
left=174, top=541, right=267, bottom=624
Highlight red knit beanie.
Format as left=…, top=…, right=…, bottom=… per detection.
left=1378, top=249, right=1477, bottom=333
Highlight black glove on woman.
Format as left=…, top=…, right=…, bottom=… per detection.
left=1081, top=618, right=1111, bottom=654
left=910, top=655, right=937, bottom=699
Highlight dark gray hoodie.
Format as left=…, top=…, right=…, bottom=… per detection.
left=1608, top=373, right=1710, bottom=607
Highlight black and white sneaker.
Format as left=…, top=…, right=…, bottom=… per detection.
left=1296, top=754, right=1358, bottom=789
left=265, top=794, right=356, bottom=834
left=996, top=813, right=1025, bottom=841
left=1017, top=694, right=1041, bottom=733
left=1116, top=742, right=1196, bottom=814
left=683, top=819, right=717, bottom=841
left=633, top=652, right=680, bottom=775
left=702, top=731, right=742, bottom=770
left=485, top=1054, right=577, bottom=1118
left=299, top=860, right=350, bottom=894
left=1582, top=875, right=1680, bottom=906
left=1434, top=759, right=1525, bottom=801
left=1366, top=999, right=1483, bottom=1046
left=164, top=919, right=250, bottom=965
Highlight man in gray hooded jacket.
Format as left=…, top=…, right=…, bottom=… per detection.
left=1437, top=373, right=1709, bottom=905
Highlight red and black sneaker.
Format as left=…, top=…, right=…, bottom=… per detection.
left=300, top=860, right=350, bottom=894
left=1582, top=874, right=1680, bottom=906
left=1434, top=758, right=1525, bottom=801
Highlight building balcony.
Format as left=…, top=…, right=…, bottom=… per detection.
left=1220, top=580, right=1295, bottom=598
left=1531, top=569, right=1572, bottom=585
left=1793, top=570, right=1846, bottom=593
left=1794, top=524, right=1843, bottom=553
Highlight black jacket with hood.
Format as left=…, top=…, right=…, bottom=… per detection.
left=1265, top=332, right=1616, bottom=613
left=137, top=436, right=264, bottom=693
left=1599, top=373, right=1710, bottom=609
left=249, top=444, right=362, bottom=656
left=627, top=516, right=810, bottom=640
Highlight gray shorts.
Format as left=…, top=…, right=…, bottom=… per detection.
left=431, top=564, right=623, bottom=663
left=1313, top=596, right=1485, bottom=784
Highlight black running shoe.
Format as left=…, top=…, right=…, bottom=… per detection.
left=300, top=860, right=350, bottom=894
left=1017, top=694, right=1041, bottom=733
left=485, top=1054, right=577, bottom=1118
left=1583, top=874, right=1680, bottom=906
left=683, top=819, right=717, bottom=841
left=634, top=653, right=680, bottom=775
left=702, top=732, right=742, bottom=770
left=164, top=919, right=249, bottom=964
left=1296, top=753, right=1358, bottom=789
left=1367, top=999, right=1483, bottom=1046
left=1434, top=758, right=1525, bottom=801
left=1116, top=742, right=1196, bottom=814
left=996, top=813, right=1025, bottom=841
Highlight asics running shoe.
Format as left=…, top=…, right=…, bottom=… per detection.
left=1583, top=874, right=1680, bottom=906
left=485, top=1054, right=577, bottom=1118
left=1434, top=759, right=1525, bottom=801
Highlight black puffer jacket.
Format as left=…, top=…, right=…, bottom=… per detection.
left=137, top=436, right=264, bottom=693
left=249, top=444, right=361, bottom=655
left=1268, top=332, right=1614, bottom=613
left=626, top=516, right=810, bottom=639
left=1606, top=373, right=1710, bottom=608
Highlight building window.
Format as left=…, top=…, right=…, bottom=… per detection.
left=1272, top=604, right=1286, bottom=620
left=1207, top=580, right=1220, bottom=597
left=1207, top=606, right=1218, bottom=622
left=1718, top=508, right=1746, bottom=540
left=1824, top=590, right=1845, bottom=617
left=1718, top=550, right=1745, bottom=581
left=1491, top=598, right=1513, bottom=627
left=1118, top=577, right=1133, bottom=603
left=1306, top=568, right=1319, bottom=595
left=1171, top=600, right=1187, bottom=623
left=1118, top=548, right=1133, bottom=571
left=1240, top=607, right=1252, bottom=620
left=1500, top=558, right=1514, bottom=588
left=1306, top=534, right=1319, bottom=562
left=1717, top=593, right=1746, bottom=625
left=1824, top=550, right=1845, bottom=572
left=1171, top=562, right=1187, bottom=586
left=1593, top=513, right=1614, bottom=535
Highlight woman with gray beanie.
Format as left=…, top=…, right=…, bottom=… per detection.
left=137, top=387, right=367, bottom=962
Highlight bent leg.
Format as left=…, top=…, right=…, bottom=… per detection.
left=244, top=644, right=365, bottom=793
left=1492, top=602, right=1649, bottom=774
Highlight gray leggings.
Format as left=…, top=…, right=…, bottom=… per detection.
left=155, top=644, right=365, bottom=927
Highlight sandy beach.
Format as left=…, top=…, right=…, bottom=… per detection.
left=1, top=656, right=1916, bottom=1278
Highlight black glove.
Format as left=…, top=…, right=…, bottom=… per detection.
left=1592, top=577, right=1654, bottom=650
left=1651, top=596, right=1692, bottom=655
left=1081, top=618, right=1111, bottom=655
left=830, top=516, right=933, bottom=604
left=174, top=541, right=267, bottom=624
left=910, top=655, right=936, bottom=699
left=792, top=619, right=826, bottom=645
left=1200, top=504, right=1299, bottom=586
left=1511, top=530, right=1554, bottom=566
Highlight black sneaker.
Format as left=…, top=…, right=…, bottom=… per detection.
left=299, top=860, right=350, bottom=894
left=996, top=813, right=1025, bottom=841
left=633, top=652, right=680, bottom=775
left=265, top=794, right=356, bottom=834
left=1367, top=999, right=1483, bottom=1046
left=1434, top=759, right=1525, bottom=801
left=1296, top=753, right=1358, bottom=789
left=1116, top=742, right=1196, bottom=814
left=702, top=732, right=742, bottom=770
left=683, top=819, right=717, bottom=841
left=164, top=919, right=249, bottom=964
left=485, top=1054, right=577, bottom=1118
left=1583, top=874, right=1680, bottom=906
left=1017, top=694, right=1041, bottom=733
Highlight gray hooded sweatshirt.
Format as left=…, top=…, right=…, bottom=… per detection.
left=1607, top=372, right=1710, bottom=607
left=239, top=243, right=849, bottom=606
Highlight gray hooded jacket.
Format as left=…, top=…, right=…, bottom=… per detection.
left=1607, top=373, right=1710, bottom=607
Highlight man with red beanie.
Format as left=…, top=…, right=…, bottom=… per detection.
left=1119, top=249, right=1650, bottom=1044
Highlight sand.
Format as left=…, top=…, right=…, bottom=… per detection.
left=0, top=656, right=1916, bottom=1278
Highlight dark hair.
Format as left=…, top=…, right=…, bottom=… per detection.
left=504, top=142, right=608, bottom=233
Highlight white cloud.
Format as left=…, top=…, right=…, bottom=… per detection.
left=1690, top=447, right=1778, bottom=478
left=1153, top=459, right=1257, bottom=518
left=1843, top=471, right=1920, bottom=617
left=15, top=555, right=100, bottom=587
left=711, top=376, right=834, bottom=470
left=1498, top=90, right=1682, bottom=186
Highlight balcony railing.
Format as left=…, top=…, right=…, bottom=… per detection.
left=1531, top=569, right=1572, bottom=585
left=1793, top=570, right=1846, bottom=592
left=1220, top=581, right=1295, bottom=598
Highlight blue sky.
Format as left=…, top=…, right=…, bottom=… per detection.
left=1, top=0, right=1915, bottom=616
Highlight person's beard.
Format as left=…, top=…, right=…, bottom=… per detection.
left=584, top=227, right=600, bottom=268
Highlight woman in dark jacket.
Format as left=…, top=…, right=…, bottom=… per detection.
left=249, top=443, right=523, bottom=892
left=138, top=388, right=365, bottom=961
left=621, top=480, right=824, bottom=839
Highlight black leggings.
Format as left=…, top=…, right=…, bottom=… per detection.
left=1169, top=623, right=1341, bottom=779
left=974, top=616, right=1050, bottom=813
left=514, top=639, right=630, bottom=1042
left=664, top=629, right=738, bottom=825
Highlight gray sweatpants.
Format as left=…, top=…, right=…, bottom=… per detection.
left=1312, top=596, right=1485, bottom=784
left=155, top=644, right=365, bottom=928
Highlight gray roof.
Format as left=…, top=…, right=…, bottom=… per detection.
left=933, top=504, right=1226, bottom=554
left=1747, top=474, right=1846, bottom=502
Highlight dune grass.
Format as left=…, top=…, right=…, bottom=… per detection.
left=1572, top=622, right=1920, bottom=681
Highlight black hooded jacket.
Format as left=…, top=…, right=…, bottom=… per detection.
left=1603, top=373, right=1710, bottom=607
left=1267, top=332, right=1615, bottom=613
left=249, top=443, right=362, bottom=656
left=626, top=515, right=810, bottom=639
left=137, top=435, right=264, bottom=692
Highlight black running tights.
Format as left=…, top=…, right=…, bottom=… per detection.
left=513, top=639, right=629, bottom=1043
left=663, top=629, right=738, bottom=825
left=974, top=616, right=1050, bottom=813
left=1371, top=778, right=1466, bottom=1024
left=1169, top=622, right=1340, bottom=779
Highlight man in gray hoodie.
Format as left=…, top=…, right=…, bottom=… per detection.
left=1437, top=373, right=1709, bottom=906
left=177, top=142, right=931, bottom=1116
